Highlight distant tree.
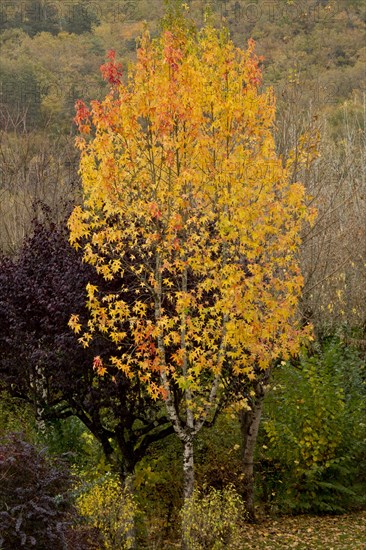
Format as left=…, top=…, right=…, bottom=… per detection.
left=0, top=63, right=41, bottom=129
left=0, top=114, right=79, bottom=254
left=0, top=0, right=60, bottom=36
left=61, top=1, right=101, bottom=35
left=0, top=0, right=100, bottom=36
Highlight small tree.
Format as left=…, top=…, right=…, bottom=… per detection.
left=69, top=20, right=312, bottom=516
left=0, top=216, right=173, bottom=479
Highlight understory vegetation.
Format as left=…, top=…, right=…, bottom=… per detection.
left=1, top=339, right=365, bottom=548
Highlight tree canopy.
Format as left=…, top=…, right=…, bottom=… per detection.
left=69, top=20, right=313, bottom=503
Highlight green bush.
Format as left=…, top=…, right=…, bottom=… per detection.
left=258, top=338, right=366, bottom=513
left=180, top=485, right=246, bottom=550
left=0, top=392, right=37, bottom=441
left=195, top=413, right=244, bottom=492
left=133, top=433, right=183, bottom=546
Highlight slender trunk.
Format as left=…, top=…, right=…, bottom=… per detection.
left=115, top=456, right=137, bottom=550
left=123, top=474, right=137, bottom=550
left=30, top=363, right=47, bottom=433
left=239, top=390, right=265, bottom=521
left=183, top=436, right=195, bottom=501
left=181, top=436, right=195, bottom=550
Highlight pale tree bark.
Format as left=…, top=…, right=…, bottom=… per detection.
left=29, top=344, right=48, bottom=433
left=182, top=436, right=195, bottom=501
left=181, top=434, right=195, bottom=550
left=123, top=474, right=137, bottom=550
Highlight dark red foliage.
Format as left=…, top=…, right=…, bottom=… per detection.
left=0, top=218, right=96, bottom=405
left=74, top=100, right=91, bottom=133
left=0, top=216, right=172, bottom=477
left=100, top=49, right=123, bottom=86
left=0, top=433, right=99, bottom=549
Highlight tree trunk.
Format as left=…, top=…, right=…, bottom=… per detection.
left=123, top=474, right=137, bottom=550
left=181, top=436, right=195, bottom=550
left=239, top=388, right=265, bottom=521
left=183, top=436, right=195, bottom=501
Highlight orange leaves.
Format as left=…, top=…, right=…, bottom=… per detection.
left=136, top=29, right=155, bottom=74
left=163, top=30, right=184, bottom=72
left=286, top=182, right=306, bottom=208
left=245, top=38, right=263, bottom=87
left=132, top=301, right=147, bottom=317
left=69, top=19, right=314, bottom=410
left=110, top=356, right=133, bottom=378
left=68, top=206, right=90, bottom=248
left=93, top=355, right=107, bottom=376
left=74, top=99, right=91, bottom=134
left=175, top=291, right=195, bottom=314
left=148, top=202, right=162, bottom=220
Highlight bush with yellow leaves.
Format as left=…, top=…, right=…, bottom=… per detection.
left=76, top=473, right=137, bottom=550
left=180, top=484, right=246, bottom=550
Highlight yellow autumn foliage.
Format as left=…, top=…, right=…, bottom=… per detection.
left=76, top=474, right=137, bottom=550
left=181, top=485, right=246, bottom=550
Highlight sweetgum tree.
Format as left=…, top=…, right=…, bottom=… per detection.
left=69, top=20, right=312, bottom=513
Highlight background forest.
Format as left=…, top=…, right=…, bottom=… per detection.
left=0, top=1, right=365, bottom=548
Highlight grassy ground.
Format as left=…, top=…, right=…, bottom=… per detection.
left=241, top=511, right=366, bottom=549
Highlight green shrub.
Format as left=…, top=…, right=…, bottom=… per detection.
left=0, top=392, right=37, bottom=441
left=180, top=485, right=246, bottom=550
left=134, top=415, right=245, bottom=547
left=195, top=413, right=244, bottom=492
left=133, top=433, right=183, bottom=546
left=258, top=338, right=366, bottom=513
